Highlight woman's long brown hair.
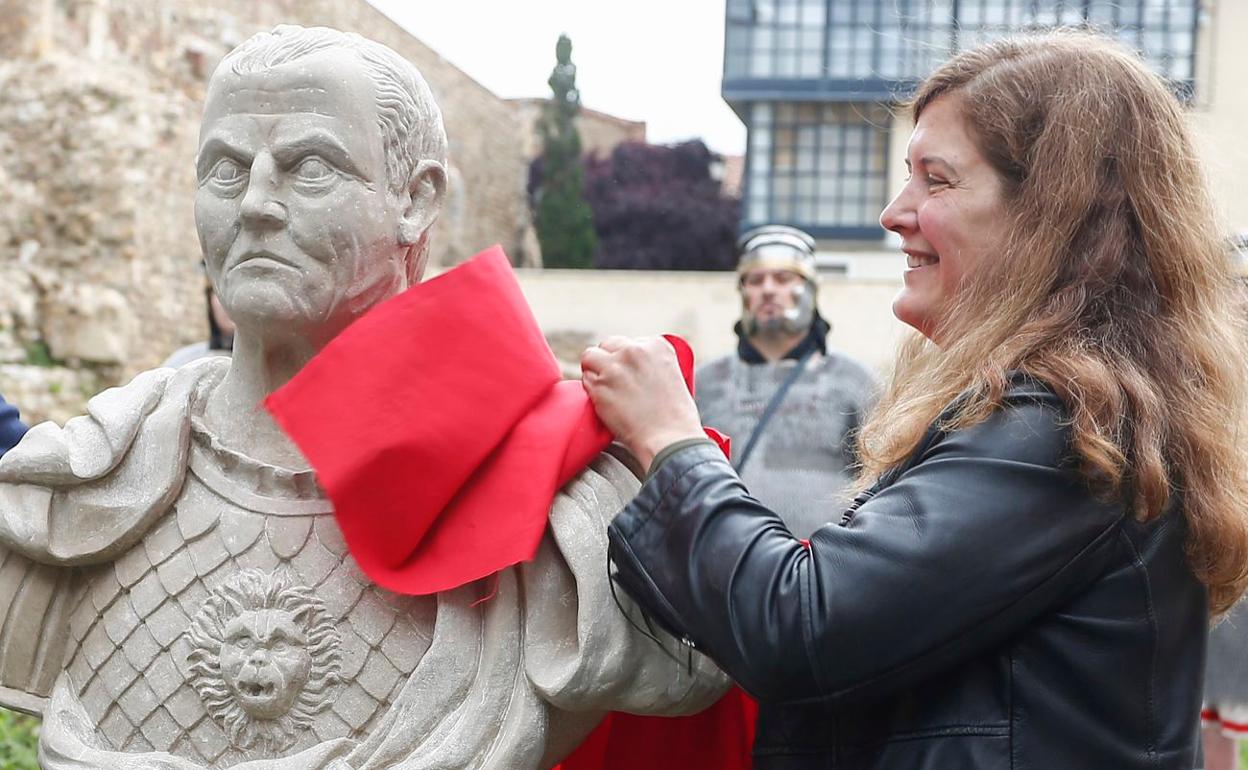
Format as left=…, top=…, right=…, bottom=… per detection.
left=858, top=31, right=1248, bottom=615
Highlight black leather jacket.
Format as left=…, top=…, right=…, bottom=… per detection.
left=608, top=380, right=1206, bottom=769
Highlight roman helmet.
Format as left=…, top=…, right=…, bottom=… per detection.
left=736, top=224, right=819, bottom=336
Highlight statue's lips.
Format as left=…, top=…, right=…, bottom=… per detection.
left=230, top=251, right=300, bottom=272
left=234, top=673, right=281, bottom=705
left=239, top=682, right=275, bottom=697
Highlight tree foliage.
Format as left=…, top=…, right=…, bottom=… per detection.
left=534, top=34, right=597, bottom=269
left=582, top=140, right=740, bottom=270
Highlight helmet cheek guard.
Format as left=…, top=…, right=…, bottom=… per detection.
left=740, top=277, right=817, bottom=336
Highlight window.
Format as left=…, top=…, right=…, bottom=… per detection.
left=746, top=102, right=890, bottom=232
left=726, top=0, right=831, bottom=79
left=935, top=0, right=1199, bottom=82
left=725, top=0, right=1200, bottom=88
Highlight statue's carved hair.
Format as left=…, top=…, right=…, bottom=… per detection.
left=186, top=569, right=342, bottom=752
left=857, top=30, right=1248, bottom=616
left=221, top=24, right=448, bottom=193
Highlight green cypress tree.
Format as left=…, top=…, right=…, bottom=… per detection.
left=535, top=34, right=597, bottom=269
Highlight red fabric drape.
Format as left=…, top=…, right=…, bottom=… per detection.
left=266, top=246, right=612, bottom=594
left=558, top=688, right=756, bottom=770
left=265, top=246, right=754, bottom=769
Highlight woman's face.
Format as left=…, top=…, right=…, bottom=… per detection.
left=879, top=95, right=1010, bottom=342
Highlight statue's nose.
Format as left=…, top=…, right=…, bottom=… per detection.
left=239, top=154, right=288, bottom=230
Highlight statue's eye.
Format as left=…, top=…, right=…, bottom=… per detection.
left=233, top=636, right=254, bottom=650
left=272, top=640, right=290, bottom=652
left=206, top=158, right=248, bottom=192
left=295, top=157, right=335, bottom=183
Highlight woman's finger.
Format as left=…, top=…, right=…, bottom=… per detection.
left=598, top=335, right=633, bottom=353
left=580, top=345, right=610, bottom=377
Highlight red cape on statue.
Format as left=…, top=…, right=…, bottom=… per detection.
left=265, top=245, right=752, bottom=770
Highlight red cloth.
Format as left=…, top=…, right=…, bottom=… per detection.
left=558, top=688, right=756, bottom=770
left=267, top=245, right=612, bottom=594
left=265, top=245, right=754, bottom=768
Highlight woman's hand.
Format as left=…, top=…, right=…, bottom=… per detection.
left=581, top=336, right=706, bottom=473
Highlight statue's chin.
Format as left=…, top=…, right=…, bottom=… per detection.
left=227, top=295, right=312, bottom=329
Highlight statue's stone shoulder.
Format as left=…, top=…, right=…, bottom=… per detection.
left=0, top=358, right=225, bottom=565
left=0, top=360, right=225, bottom=715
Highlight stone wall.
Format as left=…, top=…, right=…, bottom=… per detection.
left=511, top=98, right=648, bottom=160
left=575, top=107, right=648, bottom=160
left=512, top=268, right=907, bottom=380
left=0, top=49, right=201, bottom=424
left=0, top=0, right=537, bottom=423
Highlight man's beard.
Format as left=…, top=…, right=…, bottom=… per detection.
left=741, top=283, right=816, bottom=338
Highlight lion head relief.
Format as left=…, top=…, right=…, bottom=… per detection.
left=186, top=568, right=342, bottom=752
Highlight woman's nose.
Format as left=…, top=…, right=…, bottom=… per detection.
left=879, top=187, right=916, bottom=234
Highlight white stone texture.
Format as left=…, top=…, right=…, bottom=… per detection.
left=40, top=283, right=138, bottom=364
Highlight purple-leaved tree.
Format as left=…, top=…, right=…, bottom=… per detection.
left=530, top=140, right=741, bottom=270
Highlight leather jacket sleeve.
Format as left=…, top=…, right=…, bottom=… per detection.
left=607, top=388, right=1127, bottom=706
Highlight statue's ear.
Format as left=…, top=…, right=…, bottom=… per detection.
left=398, top=159, right=447, bottom=247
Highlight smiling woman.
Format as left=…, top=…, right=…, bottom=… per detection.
left=879, top=94, right=1009, bottom=341
left=581, top=29, right=1248, bottom=770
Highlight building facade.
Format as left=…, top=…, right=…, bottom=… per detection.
left=723, top=0, right=1240, bottom=275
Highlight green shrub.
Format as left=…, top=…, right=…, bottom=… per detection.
left=0, top=708, right=39, bottom=769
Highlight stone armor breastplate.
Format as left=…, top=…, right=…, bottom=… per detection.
left=62, top=417, right=439, bottom=767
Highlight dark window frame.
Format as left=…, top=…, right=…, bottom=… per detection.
left=743, top=101, right=890, bottom=238
left=724, top=0, right=1201, bottom=98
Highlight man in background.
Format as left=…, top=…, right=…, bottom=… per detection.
left=695, top=225, right=877, bottom=539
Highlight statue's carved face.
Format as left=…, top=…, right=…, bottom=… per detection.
left=186, top=569, right=341, bottom=752
left=219, top=609, right=313, bottom=720
left=194, top=50, right=410, bottom=343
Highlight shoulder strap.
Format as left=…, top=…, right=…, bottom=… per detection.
left=734, top=349, right=815, bottom=474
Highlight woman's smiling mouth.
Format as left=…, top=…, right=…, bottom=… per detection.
left=904, top=250, right=940, bottom=269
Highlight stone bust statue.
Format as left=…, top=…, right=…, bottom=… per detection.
left=0, top=25, right=725, bottom=769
